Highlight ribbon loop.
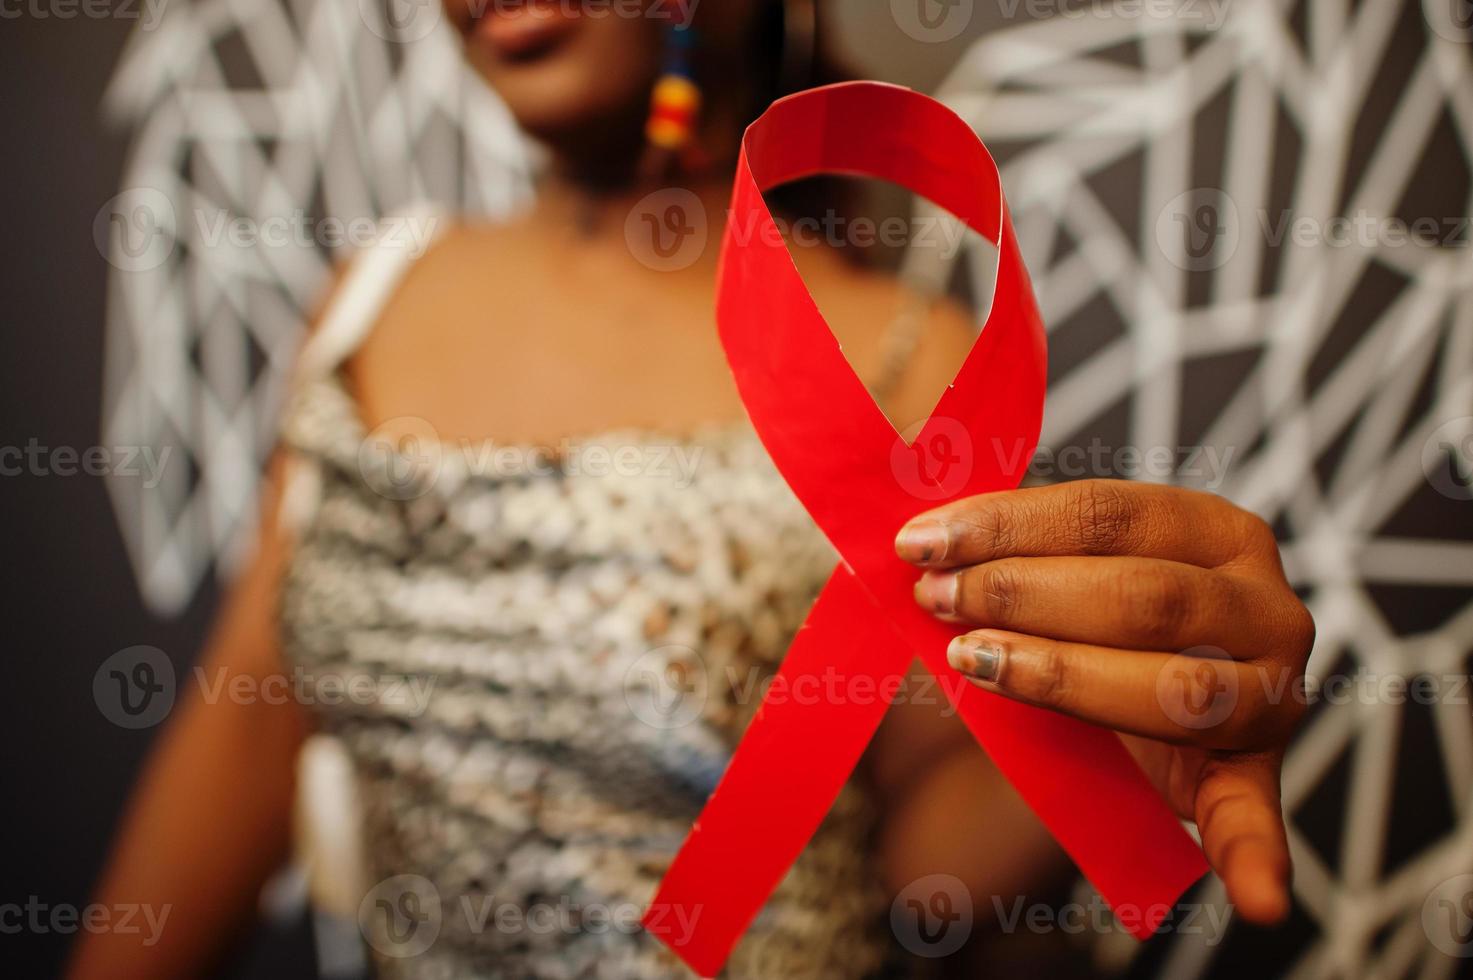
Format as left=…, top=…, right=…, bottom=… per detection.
left=744, top=81, right=1002, bottom=243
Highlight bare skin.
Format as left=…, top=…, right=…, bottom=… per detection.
left=350, top=182, right=971, bottom=443
left=67, top=458, right=306, bottom=980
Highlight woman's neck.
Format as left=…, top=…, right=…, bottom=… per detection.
left=533, top=169, right=736, bottom=243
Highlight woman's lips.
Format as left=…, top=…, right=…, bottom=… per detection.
left=476, top=0, right=580, bottom=60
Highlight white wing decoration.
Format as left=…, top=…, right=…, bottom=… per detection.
left=100, top=0, right=536, bottom=614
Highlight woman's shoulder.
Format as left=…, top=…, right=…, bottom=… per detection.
left=348, top=213, right=558, bottom=349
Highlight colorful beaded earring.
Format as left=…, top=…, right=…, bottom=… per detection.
left=640, top=22, right=705, bottom=180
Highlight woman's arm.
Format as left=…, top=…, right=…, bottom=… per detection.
left=869, top=667, right=1071, bottom=904
left=67, top=456, right=308, bottom=980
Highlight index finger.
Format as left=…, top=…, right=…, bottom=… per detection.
left=895, top=479, right=1272, bottom=570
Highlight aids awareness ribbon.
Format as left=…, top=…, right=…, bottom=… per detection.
left=642, top=82, right=1207, bottom=977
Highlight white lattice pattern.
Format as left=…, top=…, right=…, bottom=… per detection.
left=917, top=2, right=1473, bottom=976
left=101, top=0, right=535, bottom=613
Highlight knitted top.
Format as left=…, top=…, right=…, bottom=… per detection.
left=275, top=220, right=895, bottom=978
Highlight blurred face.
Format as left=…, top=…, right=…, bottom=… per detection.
left=443, top=0, right=764, bottom=155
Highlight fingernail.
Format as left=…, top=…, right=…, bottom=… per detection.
left=947, top=634, right=1000, bottom=681
left=914, top=571, right=959, bottom=615
left=895, top=520, right=950, bottom=565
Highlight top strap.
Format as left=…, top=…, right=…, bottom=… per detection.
left=296, top=202, right=449, bottom=380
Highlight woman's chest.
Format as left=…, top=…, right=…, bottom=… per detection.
left=277, top=421, right=838, bottom=749
left=350, top=231, right=750, bottom=447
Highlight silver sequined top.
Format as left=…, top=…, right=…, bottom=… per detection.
left=276, top=327, right=894, bottom=977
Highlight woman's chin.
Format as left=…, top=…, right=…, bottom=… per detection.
left=503, top=90, right=635, bottom=148
left=459, top=4, right=661, bottom=161
left=473, top=58, right=652, bottom=163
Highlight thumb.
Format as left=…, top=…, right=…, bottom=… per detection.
left=1194, top=752, right=1292, bottom=925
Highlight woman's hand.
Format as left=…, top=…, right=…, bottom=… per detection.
left=895, top=479, right=1314, bottom=925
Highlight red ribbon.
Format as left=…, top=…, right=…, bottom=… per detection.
left=643, top=82, right=1207, bottom=977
